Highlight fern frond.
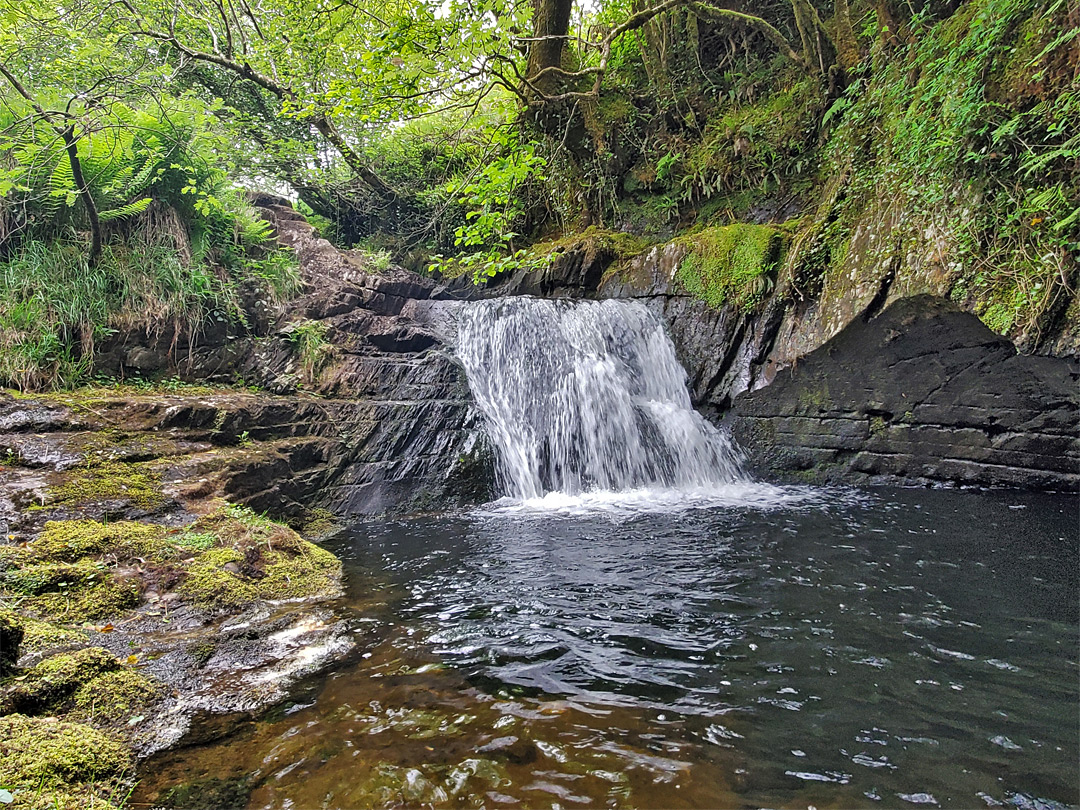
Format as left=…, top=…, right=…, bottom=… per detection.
left=98, top=197, right=152, bottom=222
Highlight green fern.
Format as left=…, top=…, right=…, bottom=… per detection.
left=98, top=197, right=152, bottom=222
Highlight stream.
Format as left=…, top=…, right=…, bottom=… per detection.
left=133, top=488, right=1077, bottom=808
left=132, top=298, right=1077, bottom=809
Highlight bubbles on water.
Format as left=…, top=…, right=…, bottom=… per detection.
left=898, top=791, right=939, bottom=805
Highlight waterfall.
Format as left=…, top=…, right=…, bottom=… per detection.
left=455, top=297, right=747, bottom=501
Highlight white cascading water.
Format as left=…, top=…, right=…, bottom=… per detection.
left=455, top=297, right=748, bottom=503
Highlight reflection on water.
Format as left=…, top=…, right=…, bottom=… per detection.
left=132, top=487, right=1079, bottom=809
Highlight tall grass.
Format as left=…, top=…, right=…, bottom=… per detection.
left=0, top=232, right=298, bottom=391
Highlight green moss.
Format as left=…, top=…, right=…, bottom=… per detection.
left=675, top=224, right=783, bottom=313
left=681, top=74, right=822, bottom=203
left=797, top=385, right=831, bottom=414
left=2, top=555, right=141, bottom=622
left=0, top=714, right=129, bottom=807
left=29, top=573, right=141, bottom=623
left=17, top=617, right=88, bottom=654
left=1, top=647, right=119, bottom=715
left=47, top=460, right=166, bottom=511
left=175, top=505, right=340, bottom=610
left=34, top=519, right=166, bottom=562
left=531, top=227, right=652, bottom=264
left=3, top=559, right=111, bottom=597
left=0, top=544, right=33, bottom=572
left=71, top=669, right=163, bottom=724
left=188, top=640, right=216, bottom=667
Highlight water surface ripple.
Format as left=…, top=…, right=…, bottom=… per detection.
left=134, top=487, right=1078, bottom=809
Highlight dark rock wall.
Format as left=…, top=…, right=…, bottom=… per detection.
left=498, top=236, right=1078, bottom=492
left=728, top=296, right=1079, bottom=490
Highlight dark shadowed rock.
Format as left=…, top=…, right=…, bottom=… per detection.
left=728, top=295, right=1079, bottom=489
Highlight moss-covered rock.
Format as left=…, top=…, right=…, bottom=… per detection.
left=33, top=519, right=166, bottom=563
left=1, top=646, right=120, bottom=715
left=675, top=224, right=783, bottom=313
left=158, top=775, right=252, bottom=810
left=46, top=459, right=166, bottom=512
left=71, top=669, right=163, bottom=725
left=0, top=714, right=130, bottom=808
left=0, top=544, right=33, bottom=572
left=3, top=559, right=111, bottom=596
left=6, top=559, right=142, bottom=623
left=177, top=506, right=340, bottom=610
left=17, top=617, right=87, bottom=655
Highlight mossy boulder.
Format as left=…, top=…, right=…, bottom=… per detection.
left=0, top=714, right=129, bottom=808
left=0, top=544, right=33, bottom=572
left=17, top=617, right=87, bottom=655
left=2, top=507, right=341, bottom=626
left=3, top=559, right=110, bottom=596
left=4, top=559, right=142, bottom=623
left=1, top=647, right=119, bottom=715
left=159, top=775, right=252, bottom=810
left=71, top=669, right=163, bottom=725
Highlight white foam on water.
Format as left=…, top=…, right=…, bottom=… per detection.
left=477, top=482, right=823, bottom=517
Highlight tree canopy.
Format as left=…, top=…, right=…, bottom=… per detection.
left=0, top=0, right=1076, bottom=388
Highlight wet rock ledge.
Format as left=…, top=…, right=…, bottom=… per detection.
left=0, top=389, right=357, bottom=809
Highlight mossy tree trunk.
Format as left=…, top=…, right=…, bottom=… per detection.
left=0, top=62, right=103, bottom=266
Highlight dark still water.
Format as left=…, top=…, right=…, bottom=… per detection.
left=136, top=487, right=1079, bottom=809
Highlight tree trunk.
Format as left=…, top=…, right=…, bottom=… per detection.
left=61, top=127, right=102, bottom=265
left=526, top=0, right=574, bottom=96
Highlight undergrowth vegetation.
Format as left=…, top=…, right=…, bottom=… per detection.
left=0, top=0, right=1075, bottom=359
left=0, top=100, right=298, bottom=391
left=808, top=0, right=1079, bottom=344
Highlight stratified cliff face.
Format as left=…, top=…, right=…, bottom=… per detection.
left=728, top=296, right=1078, bottom=490
left=246, top=203, right=491, bottom=514
left=84, top=200, right=492, bottom=516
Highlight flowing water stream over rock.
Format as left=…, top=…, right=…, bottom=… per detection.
left=454, top=297, right=749, bottom=506
left=131, top=299, right=1078, bottom=809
